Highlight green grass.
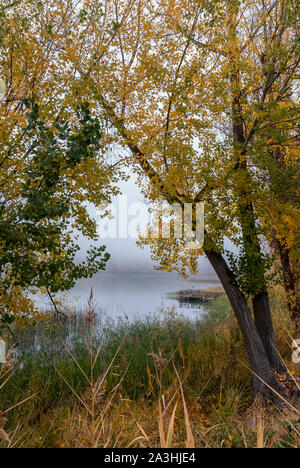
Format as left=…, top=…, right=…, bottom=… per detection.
left=0, top=295, right=299, bottom=448
left=2, top=304, right=232, bottom=404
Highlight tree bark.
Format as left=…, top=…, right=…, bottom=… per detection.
left=252, top=292, right=286, bottom=373
left=271, top=232, right=300, bottom=328
left=228, top=40, right=285, bottom=375
left=205, top=249, right=286, bottom=401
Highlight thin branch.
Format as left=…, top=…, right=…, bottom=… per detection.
left=46, top=288, right=68, bottom=321
left=163, top=10, right=199, bottom=169
left=99, top=94, right=184, bottom=205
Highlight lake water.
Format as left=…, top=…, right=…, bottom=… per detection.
left=45, top=272, right=221, bottom=321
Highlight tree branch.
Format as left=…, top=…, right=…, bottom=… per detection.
left=100, top=95, right=184, bottom=205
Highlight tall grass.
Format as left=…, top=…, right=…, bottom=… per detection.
left=0, top=292, right=299, bottom=448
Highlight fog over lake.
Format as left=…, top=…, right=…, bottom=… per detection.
left=64, top=272, right=220, bottom=320
left=46, top=173, right=221, bottom=320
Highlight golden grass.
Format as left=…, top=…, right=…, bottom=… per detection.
left=0, top=285, right=299, bottom=448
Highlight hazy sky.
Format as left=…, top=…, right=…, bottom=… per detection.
left=79, top=170, right=216, bottom=277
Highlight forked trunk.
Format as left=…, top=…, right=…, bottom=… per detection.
left=206, top=249, right=286, bottom=401
left=227, top=11, right=287, bottom=384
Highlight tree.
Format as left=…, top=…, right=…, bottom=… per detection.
left=55, top=0, right=299, bottom=401
left=0, top=1, right=118, bottom=328
left=0, top=101, right=111, bottom=328
left=264, top=129, right=300, bottom=327
left=2, top=0, right=298, bottom=400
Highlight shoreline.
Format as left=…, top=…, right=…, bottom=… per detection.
left=167, top=286, right=225, bottom=303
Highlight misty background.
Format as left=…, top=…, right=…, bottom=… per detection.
left=52, top=170, right=220, bottom=320
left=79, top=170, right=216, bottom=277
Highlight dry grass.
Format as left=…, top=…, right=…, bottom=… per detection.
left=0, top=288, right=299, bottom=448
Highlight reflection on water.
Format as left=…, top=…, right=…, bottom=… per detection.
left=43, top=272, right=220, bottom=321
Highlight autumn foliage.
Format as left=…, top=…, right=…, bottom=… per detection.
left=0, top=0, right=299, bottom=400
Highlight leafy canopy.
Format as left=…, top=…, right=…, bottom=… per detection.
left=0, top=1, right=123, bottom=327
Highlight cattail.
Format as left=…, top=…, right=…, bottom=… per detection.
left=148, top=348, right=168, bottom=370
left=85, top=288, right=96, bottom=329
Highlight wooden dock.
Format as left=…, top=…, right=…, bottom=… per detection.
left=170, top=288, right=225, bottom=304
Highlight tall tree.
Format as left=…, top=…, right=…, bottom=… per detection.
left=4, top=0, right=298, bottom=400
left=0, top=101, right=111, bottom=328
left=0, top=0, right=118, bottom=328
left=57, top=0, right=299, bottom=400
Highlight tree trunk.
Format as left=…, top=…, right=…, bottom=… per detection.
left=230, top=89, right=285, bottom=374
left=252, top=291, right=286, bottom=373
left=206, top=249, right=286, bottom=401
left=236, top=192, right=285, bottom=373
left=271, top=232, right=300, bottom=328
left=228, top=46, right=283, bottom=376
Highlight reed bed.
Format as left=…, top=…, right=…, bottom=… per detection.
left=0, top=291, right=299, bottom=448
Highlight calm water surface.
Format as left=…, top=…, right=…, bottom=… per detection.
left=47, top=272, right=221, bottom=321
